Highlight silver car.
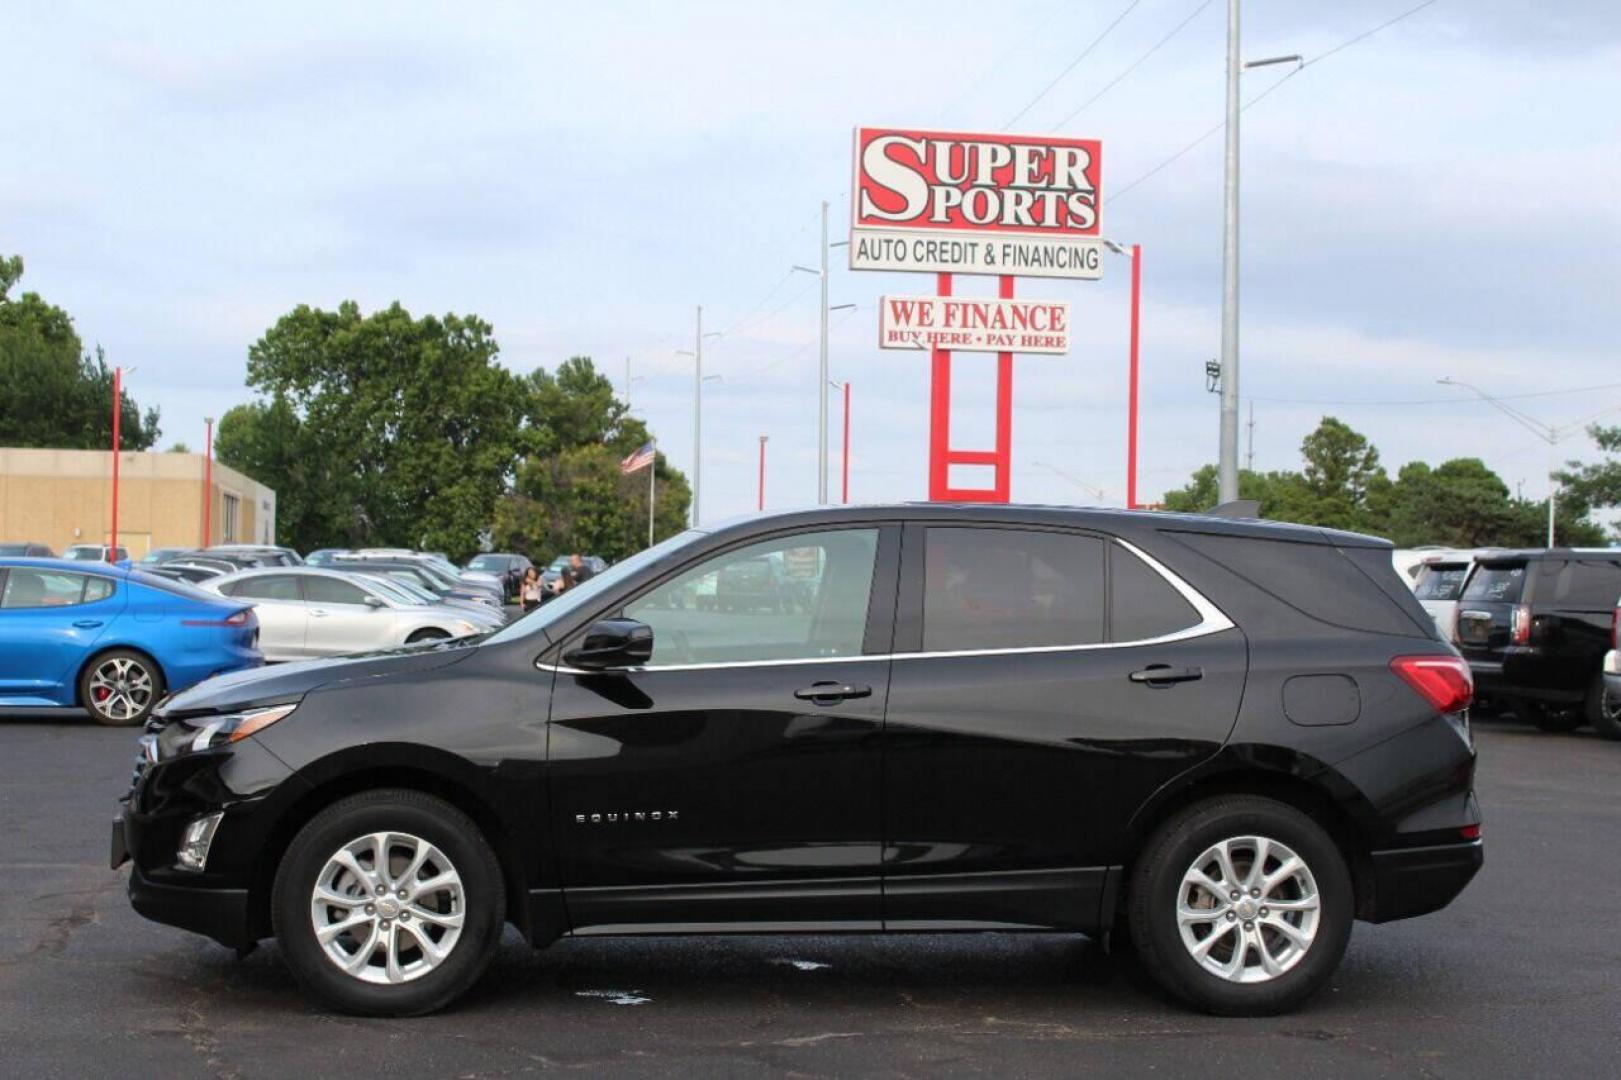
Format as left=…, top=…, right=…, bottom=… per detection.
left=203, top=567, right=486, bottom=662
left=355, top=572, right=505, bottom=630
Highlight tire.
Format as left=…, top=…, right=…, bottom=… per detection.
left=1588, top=677, right=1621, bottom=741
left=1127, top=795, right=1354, bottom=1016
left=1517, top=699, right=1582, bottom=733
left=271, top=789, right=505, bottom=1016
left=406, top=628, right=451, bottom=644
left=78, top=649, right=165, bottom=727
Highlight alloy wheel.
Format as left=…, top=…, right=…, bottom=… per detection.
left=1176, top=835, right=1321, bottom=983
left=88, top=657, right=154, bottom=722
left=310, top=831, right=465, bottom=985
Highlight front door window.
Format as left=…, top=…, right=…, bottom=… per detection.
left=623, top=528, right=879, bottom=666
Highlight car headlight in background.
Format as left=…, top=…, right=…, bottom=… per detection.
left=453, top=620, right=477, bottom=635
left=156, top=703, right=299, bottom=758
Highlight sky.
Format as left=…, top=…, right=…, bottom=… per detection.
left=4, top=0, right=1620, bottom=527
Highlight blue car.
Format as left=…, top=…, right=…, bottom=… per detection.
left=0, top=558, right=262, bottom=726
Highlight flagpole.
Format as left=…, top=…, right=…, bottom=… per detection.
left=648, top=439, right=657, bottom=548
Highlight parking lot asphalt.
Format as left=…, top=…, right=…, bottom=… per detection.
left=2, top=713, right=1619, bottom=1079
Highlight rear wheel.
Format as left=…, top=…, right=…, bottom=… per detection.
left=1588, top=677, right=1621, bottom=741
left=406, top=628, right=451, bottom=644
left=271, top=789, right=505, bottom=1016
left=1517, top=698, right=1582, bottom=733
left=1128, top=795, right=1353, bottom=1016
left=79, top=650, right=164, bottom=727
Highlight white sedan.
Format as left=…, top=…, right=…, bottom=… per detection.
left=204, top=567, right=487, bottom=662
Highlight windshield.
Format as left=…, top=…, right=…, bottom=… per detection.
left=486, top=531, right=704, bottom=645
left=0, top=544, right=32, bottom=555
left=131, top=568, right=227, bottom=603
left=1461, top=562, right=1528, bottom=603
left=65, top=547, right=100, bottom=560
left=354, top=574, right=416, bottom=606
left=468, top=555, right=505, bottom=571
left=1414, top=562, right=1471, bottom=601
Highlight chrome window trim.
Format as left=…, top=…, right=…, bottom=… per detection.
left=538, top=535, right=1234, bottom=676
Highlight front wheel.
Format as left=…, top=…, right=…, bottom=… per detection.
left=271, top=790, right=505, bottom=1016
left=1128, top=795, right=1353, bottom=1016
left=406, top=628, right=451, bottom=644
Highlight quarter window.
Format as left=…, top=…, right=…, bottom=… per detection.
left=622, top=529, right=879, bottom=666
left=922, top=527, right=1105, bottom=651
left=1110, top=543, right=1200, bottom=641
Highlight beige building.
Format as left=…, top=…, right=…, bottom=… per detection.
left=0, top=447, right=277, bottom=557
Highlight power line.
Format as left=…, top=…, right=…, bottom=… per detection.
left=1050, top=0, right=1216, bottom=131
left=1107, top=0, right=1443, bottom=205
left=934, top=1, right=1071, bottom=124
left=1004, top=0, right=1144, bottom=129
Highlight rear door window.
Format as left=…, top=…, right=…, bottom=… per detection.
left=1540, top=559, right=1621, bottom=606
left=1461, top=562, right=1527, bottom=603
left=1, top=569, right=92, bottom=608
left=233, top=575, right=304, bottom=602
left=1414, top=563, right=1471, bottom=601
left=922, top=527, right=1105, bottom=651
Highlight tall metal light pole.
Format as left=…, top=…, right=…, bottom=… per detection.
left=110, top=367, right=122, bottom=558
left=795, top=204, right=855, bottom=505
left=202, top=416, right=214, bottom=546
left=1217, top=0, right=1242, bottom=504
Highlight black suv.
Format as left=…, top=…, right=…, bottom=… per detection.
left=1455, top=548, right=1621, bottom=732
left=114, top=506, right=1481, bottom=1017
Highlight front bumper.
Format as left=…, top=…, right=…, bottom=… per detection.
left=1465, top=647, right=1583, bottom=705
left=1364, top=839, right=1483, bottom=923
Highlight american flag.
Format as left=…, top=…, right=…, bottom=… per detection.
left=620, top=441, right=656, bottom=475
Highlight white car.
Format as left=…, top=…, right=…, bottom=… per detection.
left=1410, top=549, right=1502, bottom=642
left=203, top=567, right=485, bottom=662
left=355, top=572, right=505, bottom=630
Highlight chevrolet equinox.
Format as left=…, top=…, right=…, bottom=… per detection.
left=114, top=505, right=1483, bottom=1016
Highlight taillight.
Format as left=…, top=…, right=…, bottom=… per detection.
left=1510, top=604, right=1532, bottom=645
left=1391, top=655, right=1474, bottom=714
left=183, top=609, right=253, bottom=628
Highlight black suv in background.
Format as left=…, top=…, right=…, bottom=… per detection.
left=116, top=506, right=1480, bottom=1018
left=1455, top=548, right=1621, bottom=732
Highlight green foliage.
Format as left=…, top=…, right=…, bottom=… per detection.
left=0, top=253, right=159, bottom=450
left=1161, top=416, right=1606, bottom=546
left=220, top=301, right=525, bottom=559
left=1557, top=424, right=1621, bottom=540
left=493, top=357, right=691, bottom=562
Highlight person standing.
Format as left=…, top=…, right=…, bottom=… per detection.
left=570, top=553, right=596, bottom=585
left=519, top=567, right=543, bottom=613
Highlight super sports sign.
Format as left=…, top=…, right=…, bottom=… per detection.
left=849, top=127, right=1104, bottom=279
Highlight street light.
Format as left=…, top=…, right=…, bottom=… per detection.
left=1437, top=378, right=1621, bottom=547
left=794, top=200, right=855, bottom=506
left=1217, top=0, right=1304, bottom=504
left=757, top=435, right=769, bottom=512
left=677, top=308, right=723, bottom=526
left=1103, top=240, right=1143, bottom=509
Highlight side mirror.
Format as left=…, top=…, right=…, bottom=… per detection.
left=363, top=595, right=386, bottom=608
left=562, top=618, right=654, bottom=671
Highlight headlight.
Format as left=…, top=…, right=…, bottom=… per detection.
left=453, top=620, right=477, bottom=635
left=156, top=703, right=299, bottom=758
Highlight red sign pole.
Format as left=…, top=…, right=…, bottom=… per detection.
left=110, top=367, right=121, bottom=559
left=927, top=274, right=1016, bottom=503
left=203, top=417, right=214, bottom=546
left=757, top=435, right=767, bottom=512
left=1127, top=244, right=1142, bottom=510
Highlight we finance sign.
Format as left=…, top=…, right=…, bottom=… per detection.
left=879, top=295, right=1070, bottom=355
left=849, top=127, right=1104, bottom=279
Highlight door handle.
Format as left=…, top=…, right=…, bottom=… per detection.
left=1129, top=665, right=1203, bottom=686
left=73, top=619, right=104, bottom=629
left=794, top=682, right=873, bottom=704
left=309, top=609, right=330, bottom=617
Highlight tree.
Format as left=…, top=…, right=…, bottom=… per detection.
left=0, top=254, right=159, bottom=450
left=1159, top=416, right=1605, bottom=545
left=492, top=357, right=691, bottom=561
left=221, top=301, right=525, bottom=559
left=1558, top=424, right=1621, bottom=540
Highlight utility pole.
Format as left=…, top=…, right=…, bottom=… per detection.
left=757, top=435, right=768, bottom=512
left=693, top=307, right=703, bottom=526
left=110, top=367, right=121, bottom=558
left=624, top=356, right=633, bottom=411
left=202, top=416, right=214, bottom=546
left=818, top=199, right=830, bottom=504
left=1245, top=400, right=1255, bottom=472
left=1217, top=0, right=1242, bottom=504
